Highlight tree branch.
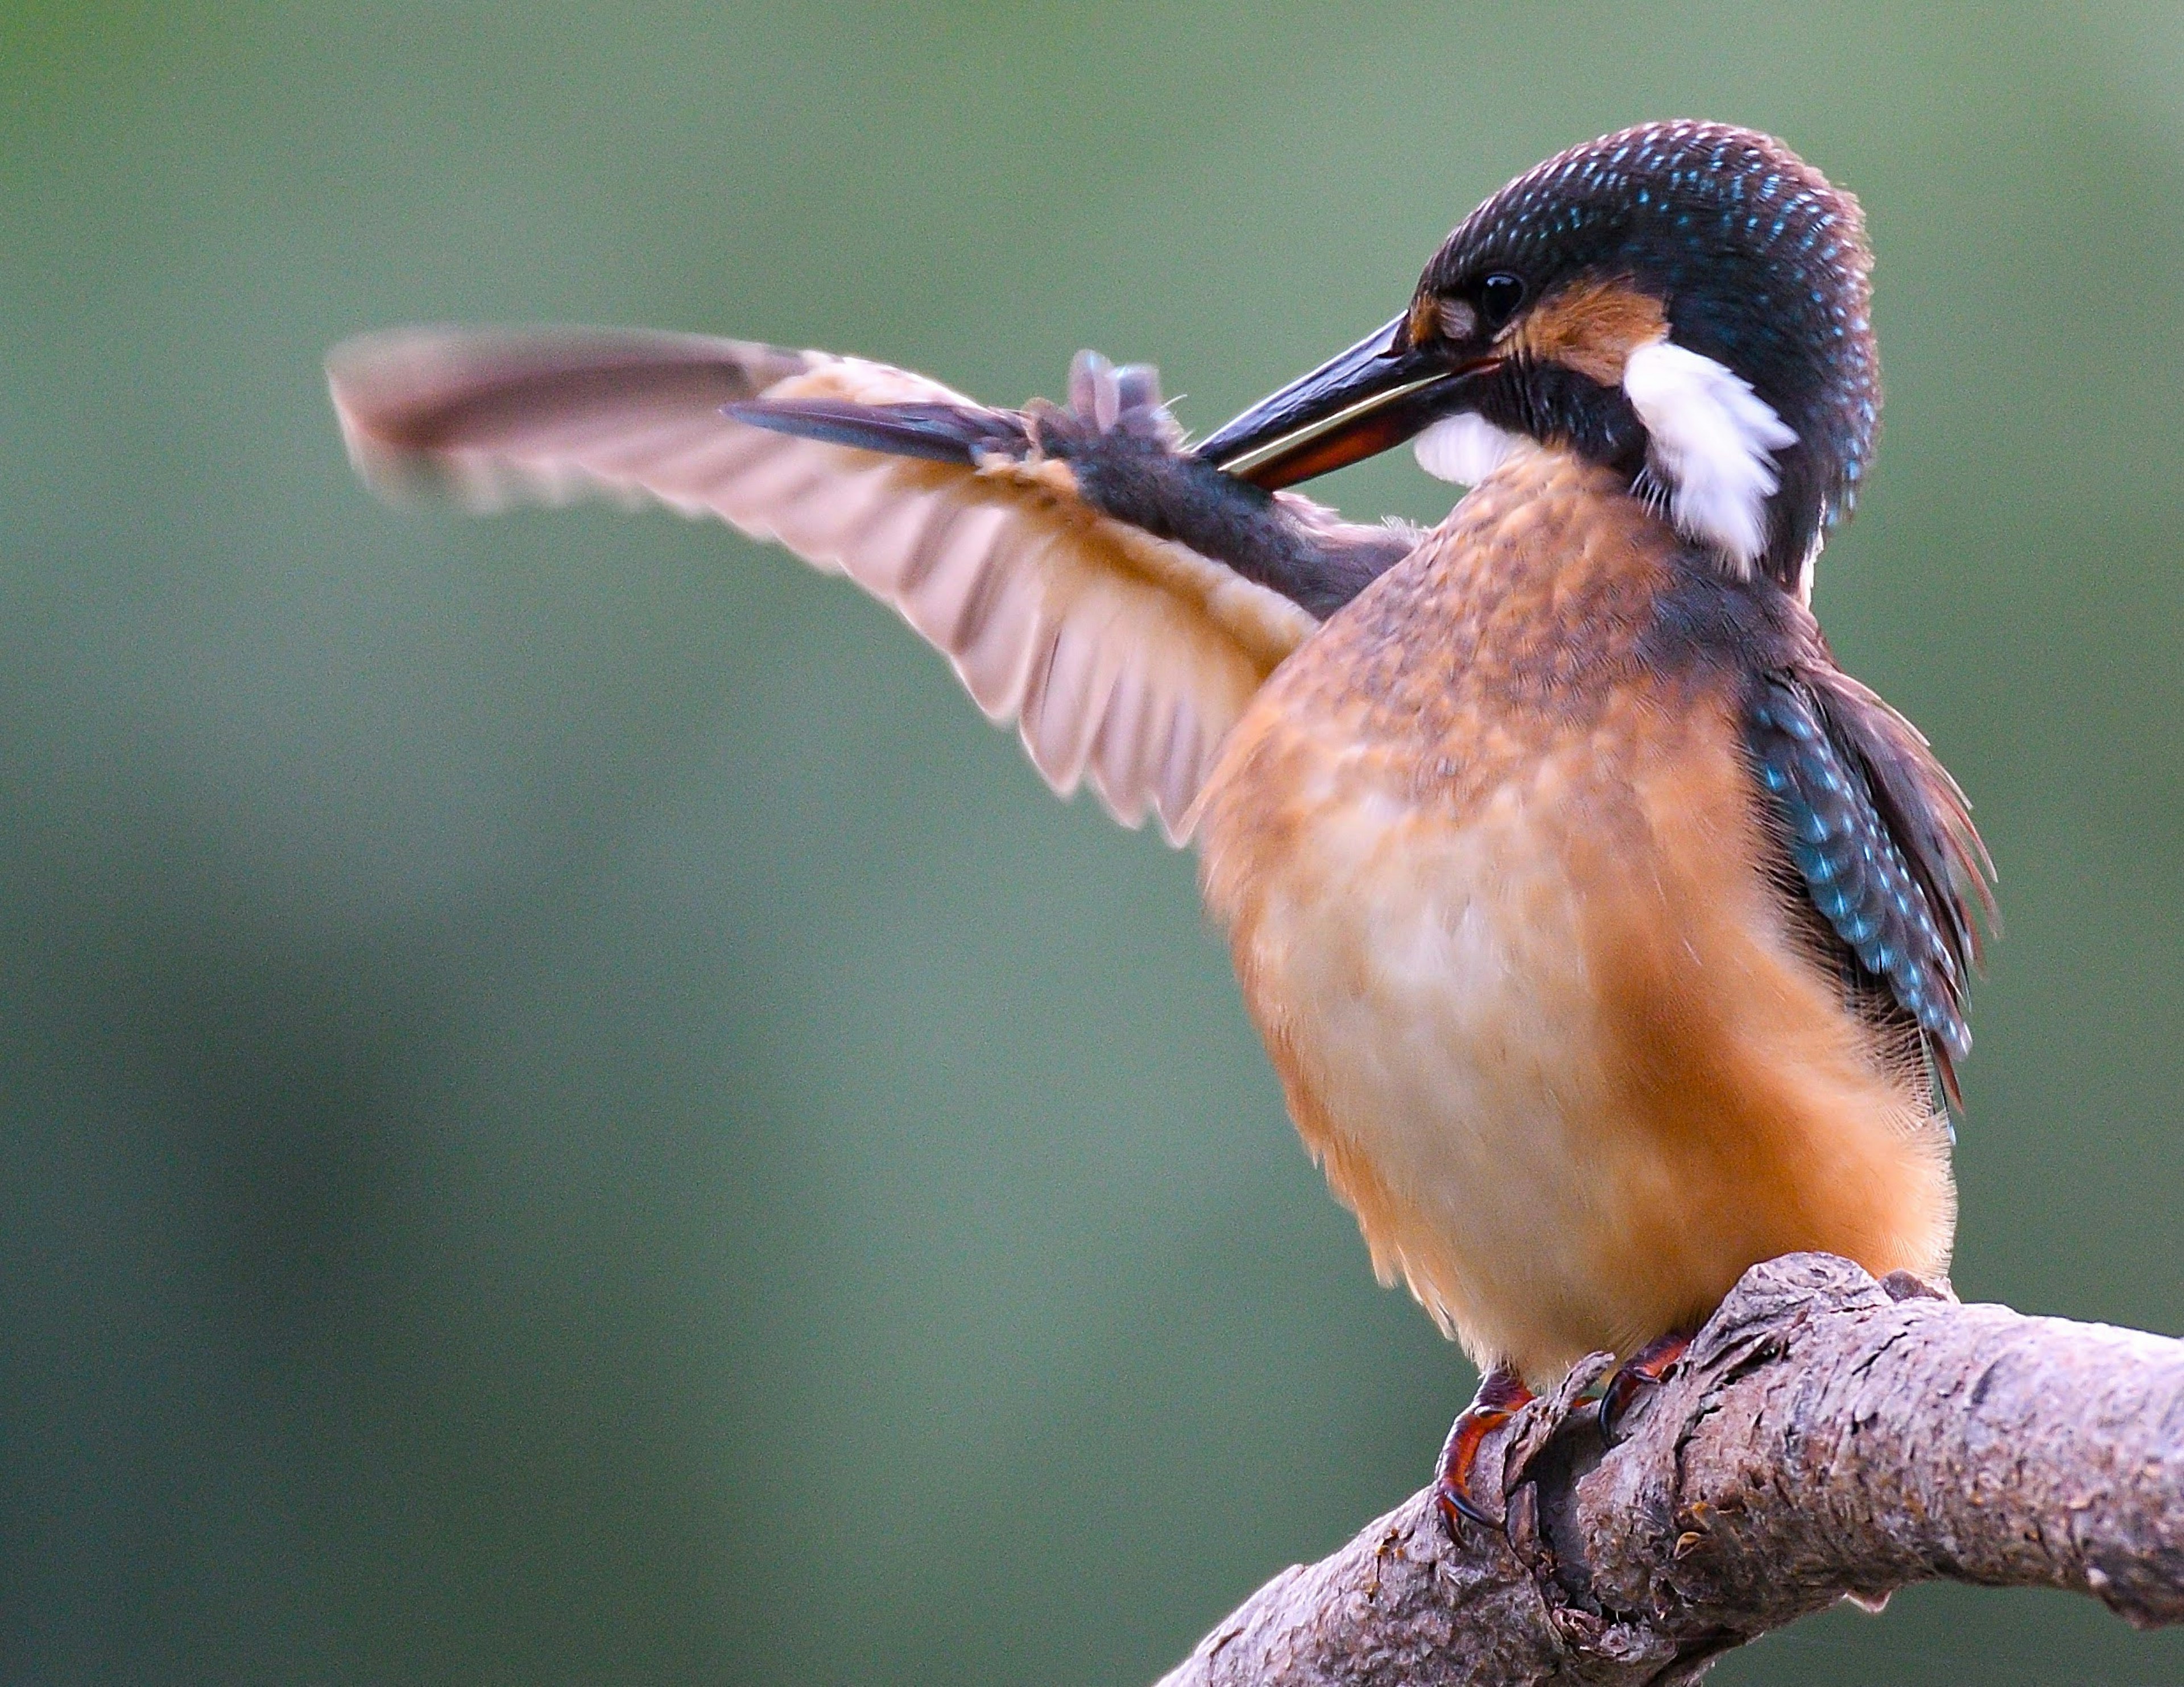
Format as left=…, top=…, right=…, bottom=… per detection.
left=1154, top=1253, right=2184, bottom=1687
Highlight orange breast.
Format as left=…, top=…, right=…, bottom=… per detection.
left=1196, top=447, right=1954, bottom=1385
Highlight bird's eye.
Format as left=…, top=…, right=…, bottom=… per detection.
left=1478, top=272, right=1526, bottom=328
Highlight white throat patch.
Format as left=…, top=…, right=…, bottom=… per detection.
left=1412, top=412, right=1524, bottom=486
left=1620, top=339, right=1797, bottom=571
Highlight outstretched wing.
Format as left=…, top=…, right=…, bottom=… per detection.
left=327, top=326, right=1318, bottom=842
left=1746, top=670, right=1993, bottom=1103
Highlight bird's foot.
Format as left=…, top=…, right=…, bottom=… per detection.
left=1598, top=1330, right=1693, bottom=1442
left=1063, top=350, right=1184, bottom=447
left=1880, top=1269, right=1954, bottom=1304
left=1433, top=1366, right=1534, bottom=1535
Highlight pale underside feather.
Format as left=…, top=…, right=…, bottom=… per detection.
left=327, top=326, right=1318, bottom=843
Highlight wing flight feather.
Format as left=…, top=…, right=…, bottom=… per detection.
left=328, top=326, right=1318, bottom=841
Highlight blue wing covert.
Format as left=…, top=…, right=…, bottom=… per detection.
left=1746, top=674, right=1980, bottom=1096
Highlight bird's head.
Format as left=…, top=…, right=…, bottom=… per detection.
left=1196, top=121, right=1878, bottom=596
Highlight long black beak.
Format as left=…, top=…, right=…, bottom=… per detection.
left=1193, top=314, right=1479, bottom=490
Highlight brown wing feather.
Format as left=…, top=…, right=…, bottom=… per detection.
left=327, top=326, right=1317, bottom=842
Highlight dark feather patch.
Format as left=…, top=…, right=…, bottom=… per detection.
left=730, top=359, right=1417, bottom=621
left=1747, top=674, right=1983, bottom=1096
left=725, top=397, right=1028, bottom=465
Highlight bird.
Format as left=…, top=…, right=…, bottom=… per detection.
left=327, top=119, right=1992, bottom=1530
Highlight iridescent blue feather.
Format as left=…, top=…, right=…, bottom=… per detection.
left=1747, top=676, right=1972, bottom=1079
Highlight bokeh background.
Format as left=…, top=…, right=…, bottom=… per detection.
left=6, top=3, right=2184, bottom=1682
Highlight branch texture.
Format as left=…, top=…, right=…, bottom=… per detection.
left=1156, top=1253, right=2184, bottom=1687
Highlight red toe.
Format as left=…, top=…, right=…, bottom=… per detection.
left=1432, top=1366, right=1534, bottom=1535
left=1599, top=1330, right=1692, bottom=1440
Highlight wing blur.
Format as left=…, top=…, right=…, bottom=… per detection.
left=326, top=326, right=1318, bottom=842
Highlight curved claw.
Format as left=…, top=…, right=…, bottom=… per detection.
left=1433, top=1367, right=1534, bottom=1536
left=1598, top=1330, right=1693, bottom=1442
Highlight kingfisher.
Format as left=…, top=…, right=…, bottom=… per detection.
left=328, top=121, right=1992, bottom=1528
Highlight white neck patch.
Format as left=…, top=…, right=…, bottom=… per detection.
left=1413, top=411, right=1524, bottom=486
left=1621, top=339, right=1797, bottom=572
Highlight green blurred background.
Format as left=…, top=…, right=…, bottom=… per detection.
left=5, top=3, right=2183, bottom=1682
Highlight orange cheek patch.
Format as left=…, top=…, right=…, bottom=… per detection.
left=1406, top=293, right=1442, bottom=350
left=1507, top=276, right=1669, bottom=387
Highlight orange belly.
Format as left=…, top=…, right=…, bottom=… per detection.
left=1194, top=450, right=1954, bottom=1385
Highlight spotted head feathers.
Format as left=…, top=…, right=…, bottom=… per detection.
left=1200, top=122, right=1880, bottom=599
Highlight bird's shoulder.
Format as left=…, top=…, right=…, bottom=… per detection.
left=1270, top=447, right=1690, bottom=724
left=1199, top=446, right=1716, bottom=890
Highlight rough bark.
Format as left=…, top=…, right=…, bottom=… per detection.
left=1155, top=1253, right=2184, bottom=1687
